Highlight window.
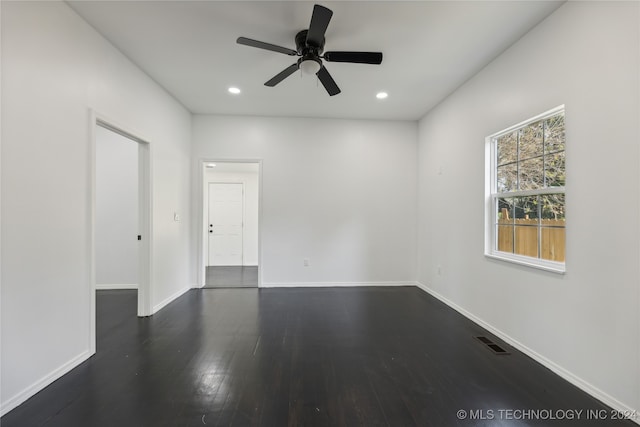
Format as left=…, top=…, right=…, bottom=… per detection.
left=486, top=106, right=566, bottom=273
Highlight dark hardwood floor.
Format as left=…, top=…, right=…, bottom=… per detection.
left=2, top=287, right=634, bottom=426
left=205, top=266, right=258, bottom=288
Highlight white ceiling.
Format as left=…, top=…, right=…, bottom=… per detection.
left=68, top=1, right=564, bottom=121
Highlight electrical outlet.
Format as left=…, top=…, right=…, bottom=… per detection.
left=303, top=258, right=310, bottom=267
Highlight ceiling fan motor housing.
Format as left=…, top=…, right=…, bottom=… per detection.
left=295, top=30, right=324, bottom=56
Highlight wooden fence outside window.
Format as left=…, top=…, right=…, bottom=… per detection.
left=497, top=218, right=565, bottom=262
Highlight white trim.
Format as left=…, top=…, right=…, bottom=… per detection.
left=0, top=350, right=92, bottom=417
left=197, top=159, right=263, bottom=288
left=152, top=286, right=191, bottom=314
left=95, top=284, right=138, bottom=290
left=88, top=111, right=98, bottom=356
left=0, top=3, right=3, bottom=411
left=257, top=162, right=263, bottom=288
left=491, top=187, right=565, bottom=198
left=485, top=253, right=565, bottom=274
left=637, top=4, right=640, bottom=419
left=487, top=104, right=566, bottom=139
left=137, top=140, right=153, bottom=317
left=414, top=282, right=640, bottom=425
left=261, top=281, right=416, bottom=288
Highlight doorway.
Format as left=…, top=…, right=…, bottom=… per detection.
left=90, top=114, right=152, bottom=353
left=95, top=125, right=139, bottom=291
left=201, top=161, right=260, bottom=288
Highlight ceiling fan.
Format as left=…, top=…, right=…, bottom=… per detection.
left=236, top=4, right=383, bottom=96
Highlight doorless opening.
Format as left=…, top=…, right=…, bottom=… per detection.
left=95, top=126, right=139, bottom=291
left=200, top=161, right=261, bottom=288
left=89, top=113, right=152, bottom=354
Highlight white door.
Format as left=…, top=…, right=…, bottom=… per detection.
left=208, top=183, right=243, bottom=266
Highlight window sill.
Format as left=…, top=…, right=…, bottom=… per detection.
left=485, top=252, right=566, bottom=274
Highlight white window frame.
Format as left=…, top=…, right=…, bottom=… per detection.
left=484, top=105, right=566, bottom=274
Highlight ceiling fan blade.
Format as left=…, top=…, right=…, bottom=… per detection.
left=237, top=37, right=297, bottom=56
left=316, top=66, right=341, bottom=96
left=306, top=4, right=333, bottom=47
left=265, top=63, right=300, bottom=87
left=323, top=51, right=383, bottom=65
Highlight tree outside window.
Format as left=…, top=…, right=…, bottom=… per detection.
left=488, top=107, right=566, bottom=270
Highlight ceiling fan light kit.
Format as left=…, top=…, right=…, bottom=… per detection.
left=236, top=4, right=383, bottom=96
left=299, top=58, right=321, bottom=75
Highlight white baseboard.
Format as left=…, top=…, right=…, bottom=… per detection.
left=95, top=283, right=138, bottom=290
left=152, top=286, right=191, bottom=314
left=205, top=264, right=258, bottom=267
left=261, top=281, right=416, bottom=288
left=0, top=349, right=93, bottom=417
left=414, top=281, right=640, bottom=425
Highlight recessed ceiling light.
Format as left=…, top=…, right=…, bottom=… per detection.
left=376, top=92, right=388, bottom=99
left=228, top=87, right=241, bottom=94
left=206, top=163, right=216, bottom=168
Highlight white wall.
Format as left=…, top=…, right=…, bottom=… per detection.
left=1, top=1, right=192, bottom=414
left=204, top=167, right=259, bottom=266
left=96, top=126, right=138, bottom=286
left=417, top=1, right=639, bottom=415
left=192, top=116, right=418, bottom=286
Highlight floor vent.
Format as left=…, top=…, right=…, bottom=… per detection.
left=475, top=336, right=493, bottom=345
left=475, top=336, right=511, bottom=355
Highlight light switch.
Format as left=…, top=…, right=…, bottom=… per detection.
left=174, top=212, right=180, bottom=222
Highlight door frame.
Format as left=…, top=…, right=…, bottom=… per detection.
left=207, top=181, right=245, bottom=267
left=198, top=159, right=262, bottom=288
left=89, top=110, right=153, bottom=354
